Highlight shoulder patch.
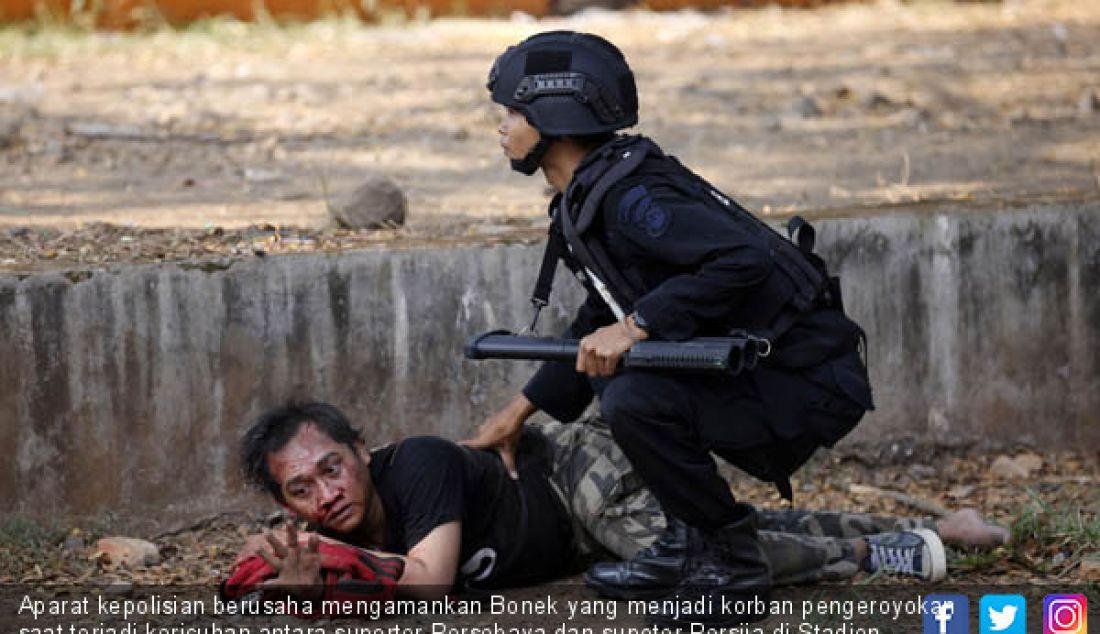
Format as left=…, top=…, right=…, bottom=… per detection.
left=617, top=184, right=671, bottom=238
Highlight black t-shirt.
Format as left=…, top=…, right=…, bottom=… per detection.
left=367, top=430, right=575, bottom=590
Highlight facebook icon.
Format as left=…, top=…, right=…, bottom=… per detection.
left=925, top=595, right=970, bottom=634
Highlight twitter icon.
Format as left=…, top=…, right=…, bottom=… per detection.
left=981, top=595, right=1026, bottom=634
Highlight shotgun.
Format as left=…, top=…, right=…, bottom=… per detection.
left=464, top=330, right=767, bottom=374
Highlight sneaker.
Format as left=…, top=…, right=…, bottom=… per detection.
left=863, top=528, right=947, bottom=582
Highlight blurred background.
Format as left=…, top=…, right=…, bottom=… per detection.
left=0, top=0, right=1097, bottom=267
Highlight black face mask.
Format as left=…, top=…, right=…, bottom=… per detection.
left=510, top=135, right=552, bottom=175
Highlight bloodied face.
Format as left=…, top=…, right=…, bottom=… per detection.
left=266, top=422, right=375, bottom=536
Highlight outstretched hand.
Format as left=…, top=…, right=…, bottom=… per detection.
left=257, top=522, right=323, bottom=599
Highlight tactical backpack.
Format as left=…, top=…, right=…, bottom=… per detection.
left=528, top=135, right=849, bottom=361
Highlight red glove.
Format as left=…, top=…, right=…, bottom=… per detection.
left=221, top=542, right=405, bottom=614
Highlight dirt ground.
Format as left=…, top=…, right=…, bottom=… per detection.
left=1, top=0, right=1099, bottom=271
left=2, top=450, right=1096, bottom=591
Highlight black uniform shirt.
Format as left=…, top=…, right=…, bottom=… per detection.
left=368, top=433, right=575, bottom=591
left=522, top=136, right=873, bottom=434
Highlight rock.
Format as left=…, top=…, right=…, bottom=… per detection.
left=329, top=174, right=407, bottom=230
left=1080, top=554, right=1100, bottom=580
left=1078, top=91, right=1099, bottom=117
left=243, top=168, right=283, bottom=184
left=550, top=0, right=632, bottom=15
left=0, top=116, right=23, bottom=149
left=908, top=464, right=937, bottom=480
left=789, top=96, right=822, bottom=118
left=66, top=121, right=149, bottom=140
left=92, top=536, right=161, bottom=567
left=899, top=107, right=928, bottom=128
left=1052, top=22, right=1068, bottom=57
left=1014, top=452, right=1043, bottom=473
left=861, top=91, right=894, bottom=111
left=990, top=453, right=1043, bottom=479
left=947, top=484, right=975, bottom=499
left=103, top=581, right=134, bottom=595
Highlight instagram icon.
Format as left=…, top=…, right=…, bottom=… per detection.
left=1044, top=595, right=1088, bottom=634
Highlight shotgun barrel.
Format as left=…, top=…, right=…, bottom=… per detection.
left=464, top=330, right=764, bottom=374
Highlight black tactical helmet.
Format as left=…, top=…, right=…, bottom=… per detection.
left=488, top=31, right=639, bottom=138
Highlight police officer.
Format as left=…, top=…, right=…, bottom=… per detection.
left=465, top=31, right=874, bottom=627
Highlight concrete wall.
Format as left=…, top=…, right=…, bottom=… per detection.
left=1, top=198, right=1098, bottom=516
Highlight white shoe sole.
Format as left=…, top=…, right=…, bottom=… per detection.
left=912, top=527, right=948, bottom=582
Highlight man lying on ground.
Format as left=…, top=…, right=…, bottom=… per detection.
left=231, top=402, right=1008, bottom=600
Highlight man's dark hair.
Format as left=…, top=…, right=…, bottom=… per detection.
left=240, top=401, right=363, bottom=501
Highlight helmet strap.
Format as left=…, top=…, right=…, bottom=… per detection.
left=511, top=134, right=552, bottom=175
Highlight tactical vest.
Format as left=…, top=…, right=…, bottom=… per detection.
left=530, top=135, right=845, bottom=359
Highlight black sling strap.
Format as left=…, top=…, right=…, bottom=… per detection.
left=527, top=210, right=568, bottom=334
left=528, top=135, right=652, bottom=331
left=559, top=143, right=650, bottom=314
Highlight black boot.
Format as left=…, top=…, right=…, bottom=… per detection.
left=649, top=505, right=772, bottom=628
left=584, top=517, right=688, bottom=599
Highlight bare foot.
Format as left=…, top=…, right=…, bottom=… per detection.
left=936, top=508, right=1009, bottom=548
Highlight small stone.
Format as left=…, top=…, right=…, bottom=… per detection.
left=990, top=453, right=1043, bottom=479
left=329, top=174, right=407, bottom=230
left=789, top=96, right=822, bottom=118
left=92, top=536, right=161, bottom=567
left=947, top=484, right=975, bottom=499
left=1014, top=452, right=1043, bottom=473
left=1080, top=554, right=1100, bottom=580
left=861, top=91, right=893, bottom=111
left=0, top=116, right=23, bottom=149
left=1078, top=91, right=1099, bottom=117
left=899, top=107, right=928, bottom=128
left=103, top=581, right=134, bottom=595
left=1052, top=22, right=1068, bottom=57
left=908, top=464, right=936, bottom=480
left=243, top=168, right=283, bottom=184
left=66, top=121, right=147, bottom=140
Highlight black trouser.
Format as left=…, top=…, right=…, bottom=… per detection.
left=599, top=368, right=859, bottom=531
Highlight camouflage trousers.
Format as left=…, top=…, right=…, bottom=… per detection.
left=535, top=417, right=936, bottom=586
